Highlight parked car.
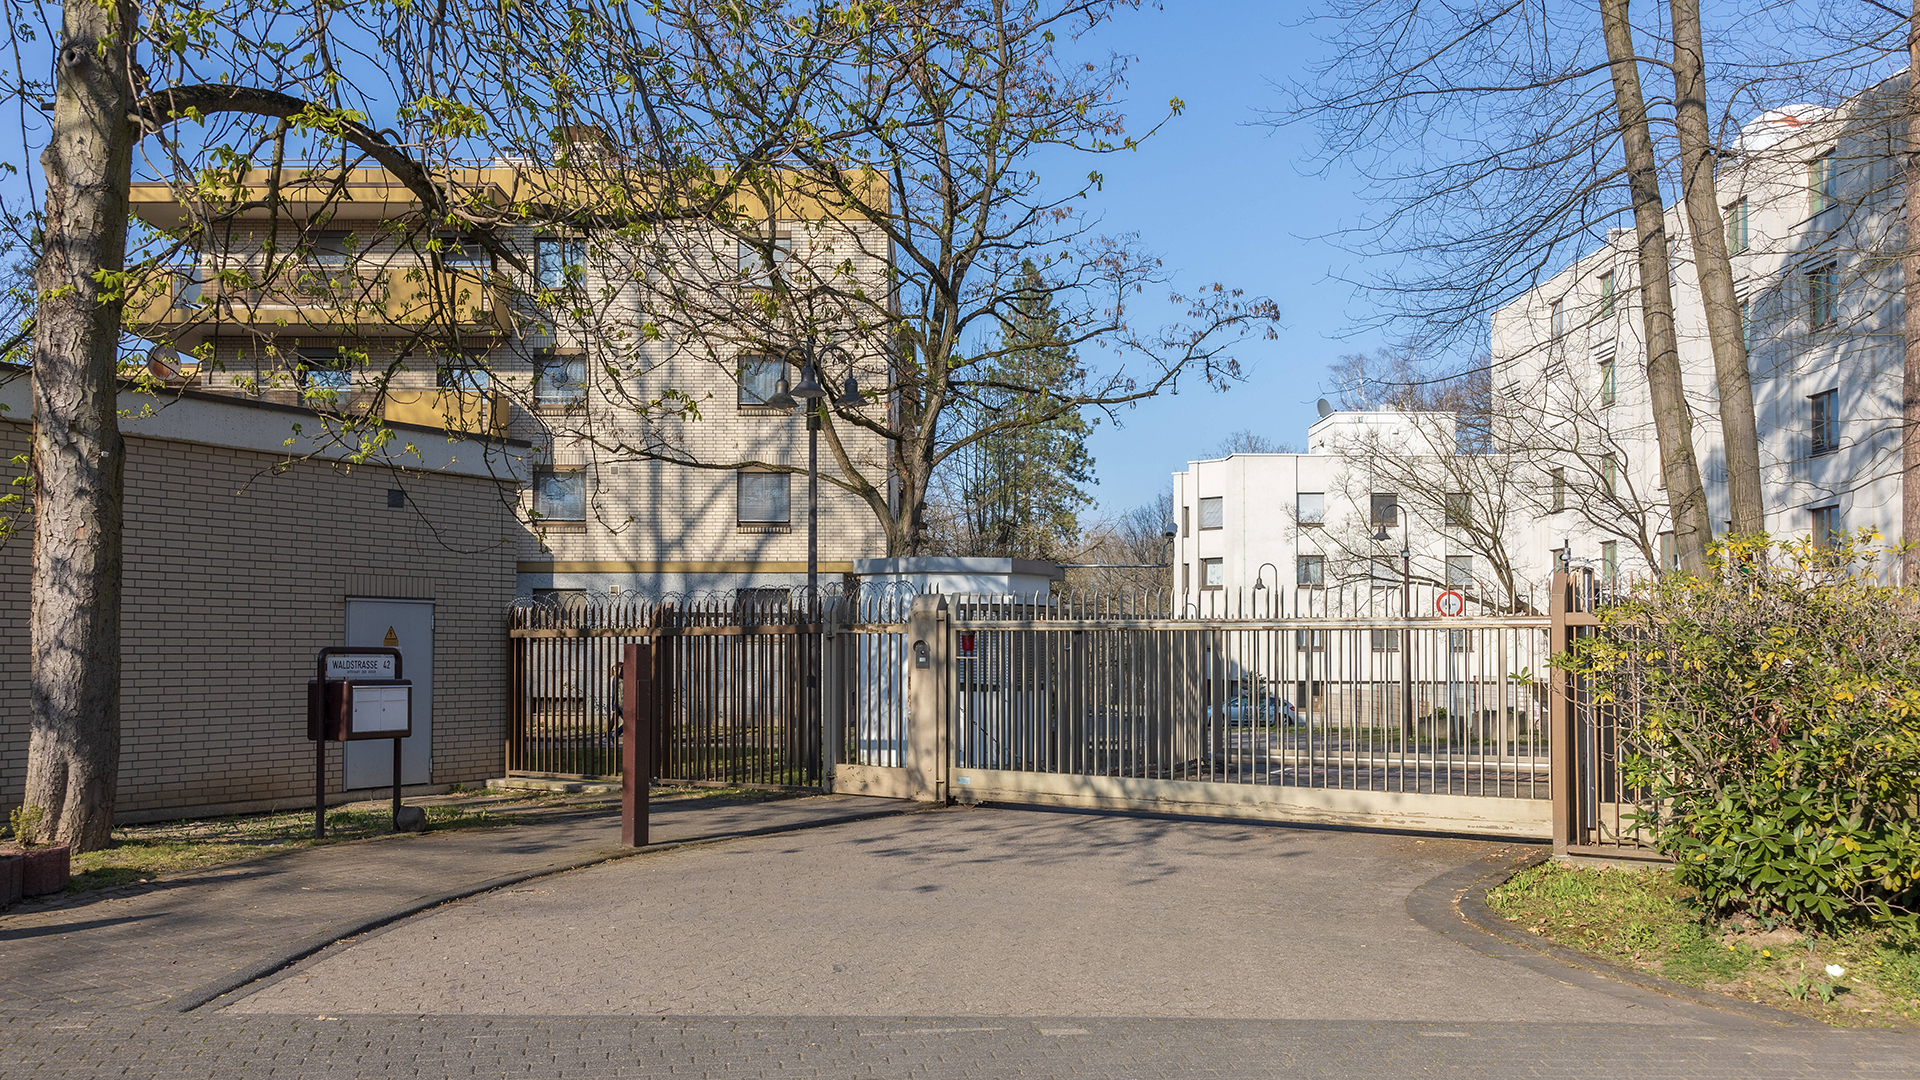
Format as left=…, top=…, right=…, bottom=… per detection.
left=1206, top=697, right=1299, bottom=727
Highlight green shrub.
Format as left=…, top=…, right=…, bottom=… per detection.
left=1560, top=532, right=1920, bottom=928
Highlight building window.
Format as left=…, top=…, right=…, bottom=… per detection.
left=535, top=353, right=587, bottom=407
left=1201, top=558, right=1224, bottom=590
left=1294, top=629, right=1326, bottom=652
left=1181, top=505, right=1190, bottom=537
left=533, top=469, right=586, bottom=521
left=1598, top=271, right=1615, bottom=316
left=437, top=355, right=490, bottom=391
left=737, top=355, right=788, bottom=407
left=1550, top=468, right=1565, bottom=513
left=1599, top=358, right=1616, bottom=407
left=296, top=347, right=351, bottom=399
left=1726, top=198, right=1749, bottom=253
left=1601, top=453, right=1619, bottom=498
left=1550, top=297, right=1567, bottom=339
left=1296, top=554, right=1325, bottom=587
left=1199, top=496, right=1224, bottom=530
left=1600, top=541, right=1618, bottom=583
left=737, top=471, right=791, bottom=525
left=1808, top=262, right=1838, bottom=329
left=737, top=234, right=793, bottom=288
left=1446, top=555, right=1474, bottom=591
left=1811, top=504, right=1842, bottom=549
left=1296, top=492, right=1326, bottom=525
left=1659, top=530, right=1677, bottom=573
left=1738, top=296, right=1751, bottom=351
left=1809, top=154, right=1836, bottom=216
left=1370, top=492, right=1399, bottom=526
left=1810, top=388, right=1838, bottom=456
left=535, top=237, right=585, bottom=290
left=1182, top=562, right=1190, bottom=593
left=1445, top=491, right=1471, bottom=529
left=1370, top=629, right=1401, bottom=652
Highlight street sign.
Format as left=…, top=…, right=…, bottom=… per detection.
left=1436, top=590, right=1467, bottom=617
left=325, top=653, right=396, bottom=679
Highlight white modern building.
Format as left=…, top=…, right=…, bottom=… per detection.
left=1172, top=410, right=1557, bottom=613
left=1490, top=79, right=1907, bottom=576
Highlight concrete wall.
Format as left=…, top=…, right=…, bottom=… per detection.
left=0, top=385, right=523, bottom=822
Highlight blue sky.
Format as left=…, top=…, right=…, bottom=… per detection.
left=1063, top=2, right=1388, bottom=516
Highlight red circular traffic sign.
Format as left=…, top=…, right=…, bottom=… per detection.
left=1436, top=590, right=1467, bottom=617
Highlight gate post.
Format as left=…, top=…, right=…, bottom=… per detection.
left=906, top=594, right=949, bottom=802
left=820, top=597, right=844, bottom=789
left=621, top=641, right=654, bottom=847
left=1548, top=571, right=1575, bottom=855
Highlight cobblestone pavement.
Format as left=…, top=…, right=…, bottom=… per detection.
left=230, top=808, right=1699, bottom=1023
left=0, top=793, right=911, bottom=1014
left=4, top=803, right=1917, bottom=1079
left=2, top=1014, right=1916, bottom=1079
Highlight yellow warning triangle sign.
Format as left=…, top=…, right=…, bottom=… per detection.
left=383, top=626, right=399, bottom=647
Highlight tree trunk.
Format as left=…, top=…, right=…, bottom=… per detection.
left=1600, top=0, right=1713, bottom=574
left=1669, top=0, right=1765, bottom=538
left=23, top=2, right=135, bottom=852
left=1905, top=0, right=1920, bottom=584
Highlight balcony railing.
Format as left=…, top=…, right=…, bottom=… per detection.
left=381, top=389, right=510, bottom=439
left=127, top=262, right=510, bottom=335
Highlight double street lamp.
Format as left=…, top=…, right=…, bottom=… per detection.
left=764, top=344, right=866, bottom=615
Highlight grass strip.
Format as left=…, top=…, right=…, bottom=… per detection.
left=1487, top=859, right=1920, bottom=1028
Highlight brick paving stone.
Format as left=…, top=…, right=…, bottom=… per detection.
left=0, top=794, right=910, bottom=1013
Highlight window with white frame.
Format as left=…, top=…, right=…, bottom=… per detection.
left=437, top=354, right=491, bottom=391
left=1601, top=540, right=1618, bottom=583
left=1551, top=297, right=1567, bottom=338
left=1811, top=504, right=1842, bottom=549
left=737, top=234, right=793, bottom=288
left=1810, top=388, right=1839, bottom=456
left=1598, top=270, right=1616, bottom=317
left=535, top=353, right=587, bottom=407
left=1370, top=628, right=1401, bottom=652
left=737, top=471, right=791, bottom=525
left=1296, top=554, right=1325, bottom=587
left=1295, top=492, right=1325, bottom=525
left=1446, top=555, right=1474, bottom=591
left=1370, top=492, right=1399, bottom=526
left=1550, top=467, right=1565, bottom=513
left=296, top=347, right=351, bottom=398
left=1726, top=197, right=1750, bottom=253
left=533, top=468, right=586, bottom=521
left=1201, top=558, right=1224, bottom=589
left=1808, top=262, right=1838, bottom=329
left=737, top=355, right=787, bottom=407
left=1199, top=497, right=1224, bottom=530
left=535, top=237, right=585, bottom=289
left=1809, top=154, right=1837, bottom=216
left=1601, top=453, right=1620, bottom=498
left=1445, top=492, right=1471, bottom=529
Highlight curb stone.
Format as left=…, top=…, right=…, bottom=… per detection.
left=1410, top=847, right=1822, bottom=1029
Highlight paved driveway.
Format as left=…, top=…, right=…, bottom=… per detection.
left=232, top=805, right=1699, bottom=1022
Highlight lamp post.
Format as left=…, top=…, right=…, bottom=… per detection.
left=765, top=344, right=866, bottom=782
left=1372, top=502, right=1414, bottom=743
left=1252, top=561, right=1281, bottom=617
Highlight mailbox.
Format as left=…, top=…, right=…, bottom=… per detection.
left=307, top=646, right=411, bottom=741
left=308, top=678, right=413, bottom=741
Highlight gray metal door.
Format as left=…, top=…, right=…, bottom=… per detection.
left=343, top=598, right=434, bottom=789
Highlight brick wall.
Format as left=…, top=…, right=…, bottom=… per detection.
left=0, top=420, right=522, bottom=821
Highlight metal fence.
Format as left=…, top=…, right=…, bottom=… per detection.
left=507, top=591, right=826, bottom=787
left=947, top=583, right=1553, bottom=801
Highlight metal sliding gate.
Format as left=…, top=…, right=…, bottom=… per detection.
left=932, top=586, right=1557, bottom=837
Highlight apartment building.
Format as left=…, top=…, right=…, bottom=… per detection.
left=1490, top=80, right=1906, bottom=576
left=1171, top=410, right=1554, bottom=613
left=126, top=162, right=894, bottom=599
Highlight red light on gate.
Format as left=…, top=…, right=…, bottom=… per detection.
left=959, top=632, right=975, bottom=655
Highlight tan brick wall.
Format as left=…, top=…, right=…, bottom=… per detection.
left=0, top=421, right=521, bottom=820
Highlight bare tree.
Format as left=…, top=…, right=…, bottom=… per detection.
left=1205, top=430, right=1299, bottom=456
left=1063, top=491, right=1175, bottom=595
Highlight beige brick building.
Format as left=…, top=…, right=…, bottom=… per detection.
left=127, top=165, right=895, bottom=601
left=0, top=370, right=527, bottom=821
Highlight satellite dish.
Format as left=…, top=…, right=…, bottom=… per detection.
left=146, top=345, right=179, bottom=380
left=1315, top=397, right=1334, bottom=419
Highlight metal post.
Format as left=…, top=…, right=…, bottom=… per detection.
left=391, top=737, right=403, bottom=828
left=807, top=407, right=821, bottom=781
left=1401, top=545, right=1413, bottom=745
left=621, top=641, right=653, bottom=847
left=315, top=736, right=326, bottom=839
